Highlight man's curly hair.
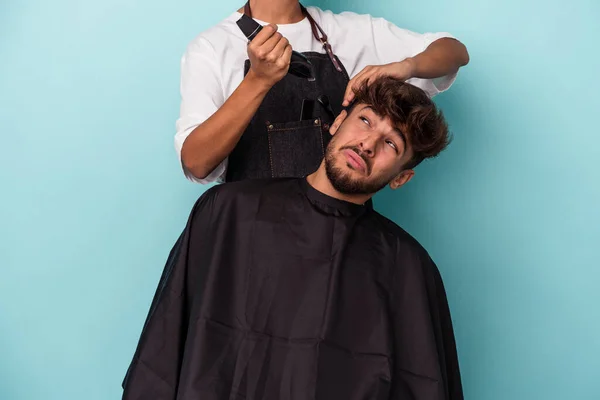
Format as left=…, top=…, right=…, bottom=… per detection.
left=351, top=76, right=451, bottom=168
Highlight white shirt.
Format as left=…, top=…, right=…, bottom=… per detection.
left=175, top=6, right=458, bottom=184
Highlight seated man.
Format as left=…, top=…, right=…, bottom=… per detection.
left=122, top=76, right=462, bottom=400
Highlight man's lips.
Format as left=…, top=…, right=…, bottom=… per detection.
left=343, top=149, right=367, bottom=173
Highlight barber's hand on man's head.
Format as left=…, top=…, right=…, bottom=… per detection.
left=246, top=24, right=293, bottom=89
left=342, top=59, right=417, bottom=107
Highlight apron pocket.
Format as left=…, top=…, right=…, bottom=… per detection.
left=267, top=118, right=325, bottom=178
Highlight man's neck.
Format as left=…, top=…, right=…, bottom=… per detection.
left=306, top=166, right=373, bottom=206
left=238, top=0, right=304, bottom=24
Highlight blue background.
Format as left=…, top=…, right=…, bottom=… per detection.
left=1, top=0, right=598, bottom=399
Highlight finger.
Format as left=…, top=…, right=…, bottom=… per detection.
left=348, top=70, right=377, bottom=102
left=250, top=24, right=278, bottom=47
left=258, top=32, right=284, bottom=60
left=342, top=67, right=371, bottom=106
left=276, top=44, right=293, bottom=70
left=342, top=79, right=356, bottom=107
left=363, top=72, right=379, bottom=85
left=351, top=66, right=373, bottom=86
left=330, top=110, right=348, bottom=134
left=343, top=70, right=373, bottom=106
left=270, top=37, right=289, bottom=62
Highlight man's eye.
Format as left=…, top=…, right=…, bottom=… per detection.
left=386, top=140, right=397, bottom=151
left=359, top=116, right=370, bottom=126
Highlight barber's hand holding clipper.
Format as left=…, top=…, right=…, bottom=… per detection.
left=247, top=24, right=294, bottom=89
left=179, top=24, right=296, bottom=180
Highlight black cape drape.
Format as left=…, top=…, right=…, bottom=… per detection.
left=122, top=178, right=463, bottom=400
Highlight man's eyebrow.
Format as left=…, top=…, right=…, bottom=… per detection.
left=392, top=127, right=407, bottom=148
left=361, top=106, right=407, bottom=147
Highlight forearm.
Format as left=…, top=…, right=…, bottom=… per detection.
left=408, top=38, right=469, bottom=79
left=181, top=72, right=272, bottom=179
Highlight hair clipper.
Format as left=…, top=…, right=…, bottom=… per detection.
left=236, top=14, right=315, bottom=81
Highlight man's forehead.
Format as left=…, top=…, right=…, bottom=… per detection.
left=350, top=104, right=388, bottom=124
left=354, top=104, right=379, bottom=116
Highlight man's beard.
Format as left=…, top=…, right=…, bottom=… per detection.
left=324, top=143, right=392, bottom=195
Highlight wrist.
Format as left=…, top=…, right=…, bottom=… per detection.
left=245, top=70, right=273, bottom=94
left=397, top=57, right=417, bottom=80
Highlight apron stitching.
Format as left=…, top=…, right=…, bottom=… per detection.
left=267, top=130, right=275, bottom=178
left=319, top=119, right=325, bottom=156
left=270, top=124, right=320, bottom=132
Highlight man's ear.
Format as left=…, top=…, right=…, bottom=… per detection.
left=389, top=169, right=414, bottom=190
left=329, top=109, right=348, bottom=136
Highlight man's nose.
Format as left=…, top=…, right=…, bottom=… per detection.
left=359, top=135, right=377, bottom=156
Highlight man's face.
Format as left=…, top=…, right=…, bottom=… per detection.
left=324, top=104, right=415, bottom=195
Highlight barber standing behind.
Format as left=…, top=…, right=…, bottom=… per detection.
left=176, top=0, right=469, bottom=183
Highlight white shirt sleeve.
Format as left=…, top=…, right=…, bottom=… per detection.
left=371, top=17, right=458, bottom=97
left=175, top=37, right=227, bottom=184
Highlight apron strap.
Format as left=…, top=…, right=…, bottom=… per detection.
left=243, top=2, right=344, bottom=73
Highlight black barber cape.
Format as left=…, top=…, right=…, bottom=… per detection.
left=122, top=178, right=463, bottom=400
